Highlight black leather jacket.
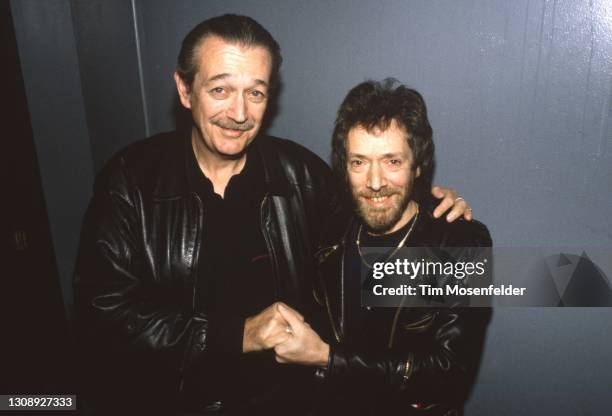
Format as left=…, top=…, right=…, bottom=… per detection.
left=314, top=211, right=492, bottom=416
left=73, top=130, right=336, bottom=413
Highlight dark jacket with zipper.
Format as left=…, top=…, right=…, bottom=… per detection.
left=314, top=210, right=492, bottom=416
left=73, top=130, right=337, bottom=414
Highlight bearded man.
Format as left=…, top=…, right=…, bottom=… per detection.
left=272, top=79, right=492, bottom=416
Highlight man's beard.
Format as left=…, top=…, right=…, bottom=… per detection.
left=351, top=186, right=412, bottom=234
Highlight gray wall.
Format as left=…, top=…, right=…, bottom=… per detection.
left=12, top=0, right=612, bottom=414
left=11, top=0, right=95, bottom=315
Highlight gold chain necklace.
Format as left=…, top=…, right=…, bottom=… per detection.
left=356, top=204, right=419, bottom=269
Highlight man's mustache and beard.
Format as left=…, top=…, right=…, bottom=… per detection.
left=351, top=172, right=417, bottom=235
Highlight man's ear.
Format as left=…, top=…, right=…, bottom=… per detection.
left=174, top=72, right=192, bottom=109
left=416, top=166, right=421, bottom=178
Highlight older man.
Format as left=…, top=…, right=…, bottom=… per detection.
left=74, top=15, right=471, bottom=415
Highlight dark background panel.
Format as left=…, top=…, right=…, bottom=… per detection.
left=2, top=0, right=75, bottom=395
left=71, top=0, right=148, bottom=171
left=10, top=0, right=94, bottom=316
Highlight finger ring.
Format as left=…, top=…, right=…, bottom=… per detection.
left=285, top=326, right=293, bottom=334
left=454, top=197, right=464, bottom=203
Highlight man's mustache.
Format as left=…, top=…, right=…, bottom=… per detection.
left=358, top=190, right=398, bottom=199
left=211, top=118, right=255, bottom=131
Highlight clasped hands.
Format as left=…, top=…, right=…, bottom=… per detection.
left=240, top=187, right=470, bottom=366
left=243, top=302, right=329, bottom=367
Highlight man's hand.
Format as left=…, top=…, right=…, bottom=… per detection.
left=431, top=186, right=473, bottom=222
left=243, top=302, right=304, bottom=353
left=274, top=304, right=329, bottom=367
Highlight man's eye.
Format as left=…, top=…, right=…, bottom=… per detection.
left=210, top=87, right=226, bottom=96
left=249, top=90, right=266, bottom=102
left=388, top=159, right=402, bottom=166
left=350, top=160, right=363, bottom=167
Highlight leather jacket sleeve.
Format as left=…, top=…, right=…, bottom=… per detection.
left=327, top=307, right=490, bottom=406
left=73, top=156, right=207, bottom=392
left=323, top=220, right=492, bottom=407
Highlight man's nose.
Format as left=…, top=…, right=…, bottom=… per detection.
left=227, top=94, right=248, bottom=123
left=366, top=163, right=386, bottom=191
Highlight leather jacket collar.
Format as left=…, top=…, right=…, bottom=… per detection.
left=153, top=128, right=293, bottom=200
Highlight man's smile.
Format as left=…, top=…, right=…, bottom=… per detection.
left=362, top=194, right=395, bottom=208
left=218, top=126, right=246, bottom=137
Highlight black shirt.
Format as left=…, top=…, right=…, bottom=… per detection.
left=345, top=215, right=418, bottom=345
left=188, top=140, right=273, bottom=325
left=187, top=139, right=281, bottom=410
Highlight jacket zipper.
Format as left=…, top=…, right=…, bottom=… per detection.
left=319, top=245, right=343, bottom=343
left=388, top=302, right=405, bottom=348
left=178, top=192, right=203, bottom=394
left=191, top=192, right=204, bottom=311
left=260, top=193, right=279, bottom=299
left=321, top=273, right=341, bottom=343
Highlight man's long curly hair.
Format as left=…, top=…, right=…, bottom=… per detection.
left=331, top=78, right=435, bottom=205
